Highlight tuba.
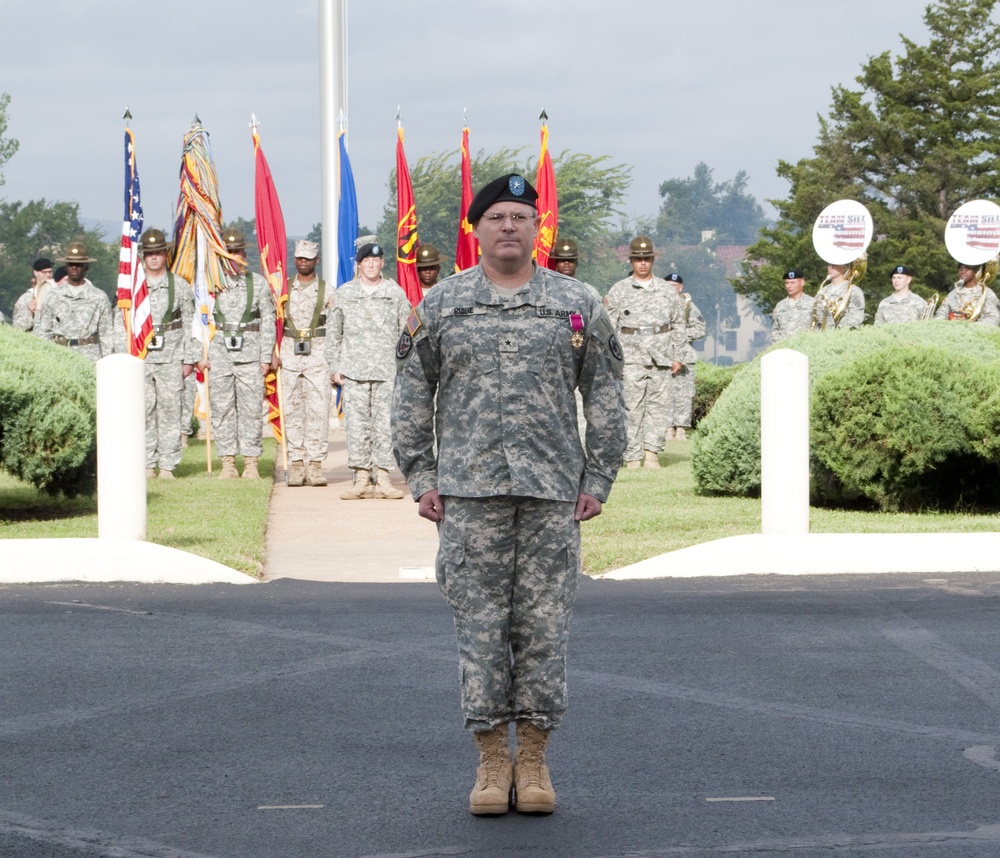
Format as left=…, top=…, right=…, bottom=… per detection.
left=829, top=252, right=867, bottom=327
left=811, top=199, right=874, bottom=330
left=961, top=256, right=999, bottom=322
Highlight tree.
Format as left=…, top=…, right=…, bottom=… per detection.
left=0, top=92, right=19, bottom=185
left=0, top=200, right=117, bottom=316
left=735, top=0, right=1000, bottom=316
left=376, top=147, right=631, bottom=289
left=656, top=162, right=767, bottom=246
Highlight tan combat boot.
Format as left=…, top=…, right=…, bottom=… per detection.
left=158, top=469, right=175, bottom=480
left=513, top=721, right=556, bottom=813
left=643, top=450, right=661, bottom=469
left=218, top=456, right=239, bottom=479
left=625, top=460, right=641, bottom=469
left=469, top=724, right=513, bottom=815
left=287, top=460, right=306, bottom=487
left=664, top=427, right=676, bottom=441
left=675, top=427, right=687, bottom=440
left=340, top=469, right=373, bottom=499
left=373, top=468, right=404, bottom=499
left=146, top=468, right=157, bottom=479
left=242, top=457, right=260, bottom=479
left=306, top=461, right=327, bottom=487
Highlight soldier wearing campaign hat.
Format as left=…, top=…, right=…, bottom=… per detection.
left=604, top=236, right=686, bottom=468
left=326, top=240, right=410, bottom=499
left=278, top=239, right=335, bottom=487
left=196, top=227, right=276, bottom=479
left=13, top=257, right=56, bottom=333
left=550, top=238, right=579, bottom=278
left=662, top=273, right=705, bottom=441
left=112, top=228, right=200, bottom=479
left=770, top=268, right=815, bottom=343
left=874, top=265, right=929, bottom=325
left=416, top=243, right=443, bottom=295
left=392, top=173, right=626, bottom=816
left=38, top=241, right=113, bottom=361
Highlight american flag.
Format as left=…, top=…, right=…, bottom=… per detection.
left=117, top=128, right=154, bottom=357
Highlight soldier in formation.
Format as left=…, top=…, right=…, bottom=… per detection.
left=392, top=172, right=627, bottom=816
left=114, top=229, right=200, bottom=479
left=13, top=258, right=56, bottom=333
left=604, top=236, right=686, bottom=468
left=416, top=243, right=442, bottom=296
left=38, top=241, right=113, bottom=361
left=936, top=261, right=1000, bottom=325
left=770, top=269, right=814, bottom=342
left=279, top=240, right=333, bottom=487
left=874, top=265, right=928, bottom=325
left=815, top=261, right=865, bottom=330
left=663, top=273, right=705, bottom=441
left=327, top=241, right=410, bottom=500
left=198, top=228, right=275, bottom=479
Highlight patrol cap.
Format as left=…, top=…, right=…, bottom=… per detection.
left=667, top=273, right=684, bottom=285
left=294, top=239, right=320, bottom=259
left=550, top=238, right=578, bottom=260
left=628, top=236, right=655, bottom=259
left=356, top=242, right=385, bottom=263
left=467, top=173, right=538, bottom=225
left=416, top=243, right=441, bottom=268
left=892, top=265, right=913, bottom=276
left=139, top=228, right=172, bottom=256
left=783, top=269, right=805, bottom=280
left=33, top=257, right=53, bottom=271
left=223, top=228, right=246, bottom=251
left=57, top=241, right=97, bottom=264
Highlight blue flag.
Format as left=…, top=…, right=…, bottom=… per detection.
left=337, top=131, right=359, bottom=288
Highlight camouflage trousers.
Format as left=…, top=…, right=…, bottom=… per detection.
left=180, top=373, right=197, bottom=437
left=436, top=495, right=581, bottom=732
left=341, top=377, right=394, bottom=471
left=280, top=363, right=331, bottom=462
left=145, top=362, right=184, bottom=470
left=210, top=364, right=265, bottom=457
left=622, top=363, right=671, bottom=459
left=666, top=362, right=695, bottom=428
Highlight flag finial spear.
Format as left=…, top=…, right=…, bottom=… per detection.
left=250, top=113, right=259, bottom=130
left=123, top=107, right=132, bottom=123
left=396, top=106, right=402, bottom=128
left=539, top=109, right=548, bottom=124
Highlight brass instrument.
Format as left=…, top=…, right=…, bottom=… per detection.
left=920, top=293, right=939, bottom=321
left=809, top=292, right=833, bottom=332
left=959, top=255, right=999, bottom=322
left=811, top=252, right=867, bottom=330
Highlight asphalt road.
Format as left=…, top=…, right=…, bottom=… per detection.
left=4, top=572, right=1000, bottom=857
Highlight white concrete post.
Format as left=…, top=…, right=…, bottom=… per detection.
left=96, top=354, right=147, bottom=540
left=760, top=348, right=809, bottom=535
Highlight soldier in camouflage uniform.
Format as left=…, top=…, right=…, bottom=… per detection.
left=38, top=242, right=113, bottom=361
left=13, top=258, right=56, bottom=333
left=326, top=242, right=410, bottom=500
left=663, top=273, right=705, bottom=441
left=604, top=236, right=686, bottom=468
left=935, top=262, right=1000, bottom=325
left=874, top=265, right=929, bottom=325
left=279, top=240, right=333, bottom=487
left=392, top=174, right=627, bottom=817
left=770, top=269, right=815, bottom=343
left=114, top=229, right=200, bottom=479
left=815, top=262, right=865, bottom=329
left=416, top=242, right=443, bottom=297
left=197, top=228, right=275, bottom=479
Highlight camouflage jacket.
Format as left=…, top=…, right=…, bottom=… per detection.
left=208, top=272, right=276, bottom=367
left=325, top=276, right=411, bottom=381
left=934, top=284, right=1000, bottom=325
left=604, top=274, right=687, bottom=366
left=816, top=281, right=865, bottom=329
left=37, top=280, right=113, bottom=361
left=771, top=294, right=815, bottom=342
left=13, top=281, right=55, bottom=333
left=113, top=272, right=200, bottom=364
left=391, top=264, right=627, bottom=504
left=874, top=291, right=928, bottom=325
left=281, top=276, right=334, bottom=373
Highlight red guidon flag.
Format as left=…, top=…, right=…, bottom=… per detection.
left=395, top=126, right=422, bottom=306
left=252, top=123, right=288, bottom=442
left=455, top=126, right=478, bottom=272
left=533, top=122, right=558, bottom=269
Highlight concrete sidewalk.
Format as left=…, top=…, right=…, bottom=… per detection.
left=263, top=430, right=439, bottom=583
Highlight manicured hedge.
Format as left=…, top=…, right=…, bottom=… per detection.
left=0, top=325, right=97, bottom=496
left=692, top=361, right=740, bottom=428
left=692, top=322, right=1000, bottom=511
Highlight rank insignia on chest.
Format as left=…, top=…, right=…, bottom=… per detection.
left=569, top=313, right=584, bottom=349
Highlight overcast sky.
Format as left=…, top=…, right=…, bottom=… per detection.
left=2, top=0, right=934, bottom=241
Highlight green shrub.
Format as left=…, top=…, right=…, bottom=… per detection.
left=0, top=325, right=97, bottom=496
left=692, top=361, right=740, bottom=427
left=692, top=322, right=1000, bottom=510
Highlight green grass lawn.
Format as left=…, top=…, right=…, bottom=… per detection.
left=0, top=440, right=275, bottom=577
left=2, top=435, right=997, bottom=578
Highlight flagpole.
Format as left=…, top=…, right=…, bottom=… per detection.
left=319, top=0, right=344, bottom=284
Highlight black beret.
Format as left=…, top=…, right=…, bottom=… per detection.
left=33, top=258, right=54, bottom=271
left=467, top=173, right=538, bottom=224
left=783, top=269, right=805, bottom=280
left=356, top=242, right=385, bottom=263
left=893, top=265, right=913, bottom=276
left=667, top=273, right=684, bottom=284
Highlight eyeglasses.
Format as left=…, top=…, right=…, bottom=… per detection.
left=483, top=212, right=533, bottom=225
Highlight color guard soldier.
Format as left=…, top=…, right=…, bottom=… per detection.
left=663, top=273, right=705, bottom=441
left=416, top=243, right=442, bottom=296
